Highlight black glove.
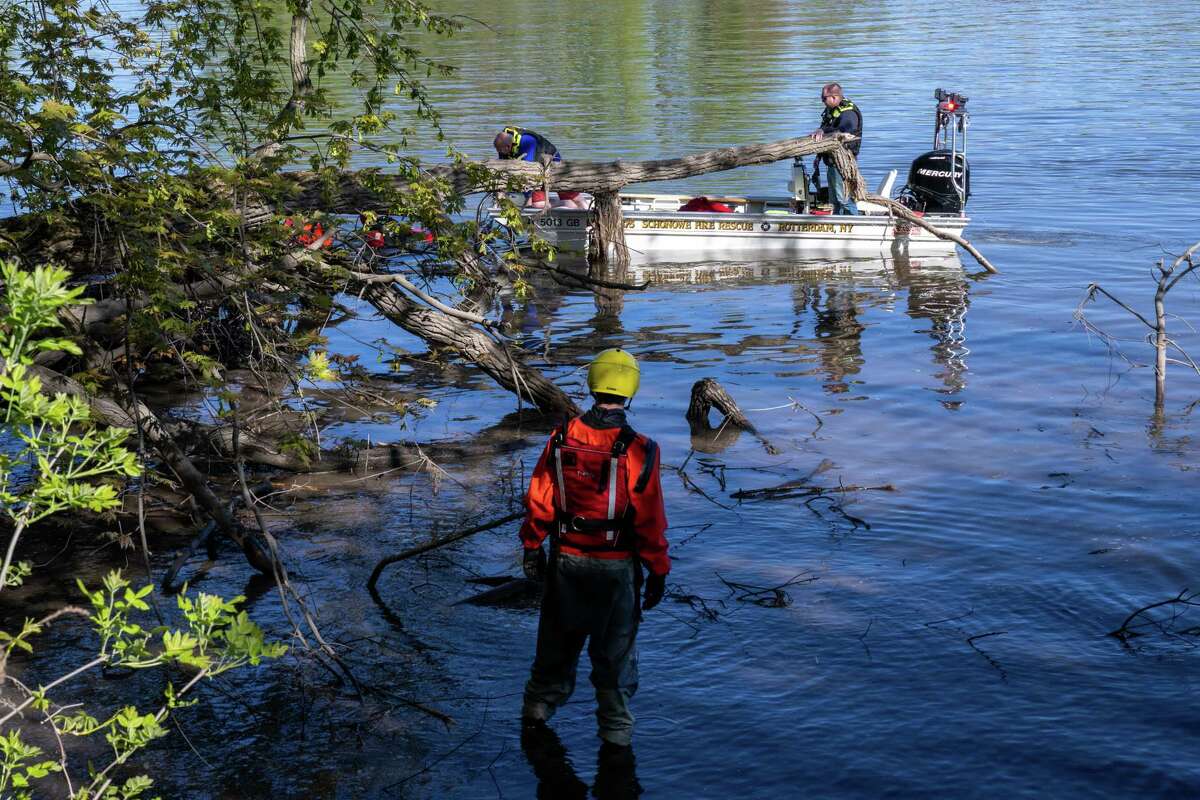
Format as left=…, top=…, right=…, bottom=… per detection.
left=523, top=546, right=547, bottom=581
left=642, top=573, right=666, bottom=611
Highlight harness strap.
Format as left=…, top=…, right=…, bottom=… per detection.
left=611, top=425, right=637, bottom=456
left=557, top=509, right=636, bottom=553
left=559, top=537, right=634, bottom=554
left=634, top=438, right=657, bottom=494
left=605, top=426, right=636, bottom=537
left=550, top=414, right=572, bottom=513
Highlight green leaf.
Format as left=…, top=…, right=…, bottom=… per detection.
left=38, top=99, right=77, bottom=121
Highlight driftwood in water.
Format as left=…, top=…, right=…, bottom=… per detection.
left=453, top=577, right=539, bottom=607
left=687, top=378, right=756, bottom=433
left=361, top=282, right=579, bottom=417
left=1107, top=587, right=1200, bottom=644
left=731, top=482, right=897, bottom=501
left=17, top=360, right=277, bottom=574
left=686, top=378, right=778, bottom=454
left=1076, top=240, right=1200, bottom=414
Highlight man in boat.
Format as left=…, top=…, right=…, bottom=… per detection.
left=493, top=127, right=588, bottom=209
left=810, top=83, right=862, bottom=215
left=519, top=348, right=670, bottom=751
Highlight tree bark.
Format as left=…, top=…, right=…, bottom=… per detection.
left=284, top=135, right=862, bottom=210
left=589, top=192, right=627, bottom=266
left=687, top=377, right=756, bottom=434
left=359, top=282, right=580, bottom=417
left=1154, top=280, right=1167, bottom=410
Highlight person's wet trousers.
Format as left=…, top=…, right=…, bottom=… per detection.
left=522, top=552, right=640, bottom=746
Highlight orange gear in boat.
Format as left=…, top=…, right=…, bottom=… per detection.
left=285, top=218, right=333, bottom=248
left=678, top=196, right=734, bottom=213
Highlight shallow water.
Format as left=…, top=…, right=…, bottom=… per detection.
left=9, top=2, right=1200, bottom=798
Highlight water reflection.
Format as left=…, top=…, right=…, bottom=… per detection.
left=520, top=721, right=643, bottom=799
left=626, top=255, right=972, bottom=397
left=895, top=258, right=972, bottom=397
left=591, top=285, right=627, bottom=334
left=806, top=283, right=866, bottom=395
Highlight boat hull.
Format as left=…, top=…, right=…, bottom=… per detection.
left=510, top=196, right=968, bottom=262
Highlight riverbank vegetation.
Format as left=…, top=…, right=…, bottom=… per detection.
left=0, top=0, right=580, bottom=793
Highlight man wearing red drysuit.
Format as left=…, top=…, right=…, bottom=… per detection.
left=519, top=349, right=669, bottom=749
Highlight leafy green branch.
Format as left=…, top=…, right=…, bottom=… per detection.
left=0, top=571, right=286, bottom=799
left=0, top=261, right=141, bottom=590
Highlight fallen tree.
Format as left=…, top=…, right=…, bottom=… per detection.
left=0, top=0, right=991, bottom=590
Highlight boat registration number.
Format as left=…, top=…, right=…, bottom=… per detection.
left=535, top=217, right=583, bottom=228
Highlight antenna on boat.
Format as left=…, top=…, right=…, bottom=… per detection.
left=897, top=89, right=973, bottom=215
left=933, top=88, right=970, bottom=208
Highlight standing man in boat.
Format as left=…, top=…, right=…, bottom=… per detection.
left=810, top=83, right=862, bottom=215
left=493, top=126, right=588, bottom=209
left=519, top=348, right=670, bottom=753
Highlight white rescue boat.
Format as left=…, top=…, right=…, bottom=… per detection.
left=496, top=88, right=974, bottom=264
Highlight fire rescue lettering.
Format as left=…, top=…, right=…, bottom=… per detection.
left=641, top=219, right=692, bottom=229
left=612, top=218, right=855, bottom=234
left=638, top=219, right=755, bottom=231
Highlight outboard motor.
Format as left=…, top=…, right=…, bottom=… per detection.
left=901, top=88, right=971, bottom=214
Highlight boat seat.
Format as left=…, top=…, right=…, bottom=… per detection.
left=856, top=170, right=899, bottom=215
left=875, top=169, right=897, bottom=196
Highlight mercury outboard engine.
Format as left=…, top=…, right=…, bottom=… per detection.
left=901, top=88, right=971, bottom=214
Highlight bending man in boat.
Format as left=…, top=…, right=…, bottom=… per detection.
left=494, top=127, right=589, bottom=209
left=810, top=82, right=862, bottom=215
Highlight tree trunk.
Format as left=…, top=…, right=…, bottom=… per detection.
left=11, top=135, right=862, bottom=268
left=359, top=283, right=579, bottom=417
left=687, top=378, right=756, bottom=434
left=1154, top=282, right=1167, bottom=410
left=589, top=192, right=627, bottom=267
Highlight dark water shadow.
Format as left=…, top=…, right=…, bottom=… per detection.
left=520, top=721, right=643, bottom=799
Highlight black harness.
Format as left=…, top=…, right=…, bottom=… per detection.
left=820, top=99, right=863, bottom=158
left=548, top=417, right=656, bottom=553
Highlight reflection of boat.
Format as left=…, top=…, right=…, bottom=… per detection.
left=625, top=254, right=964, bottom=284
left=620, top=254, right=973, bottom=396
left=496, top=89, right=974, bottom=263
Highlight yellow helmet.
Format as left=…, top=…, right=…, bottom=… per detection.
left=587, top=348, right=640, bottom=399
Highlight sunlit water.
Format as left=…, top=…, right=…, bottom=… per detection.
left=9, top=2, right=1200, bottom=798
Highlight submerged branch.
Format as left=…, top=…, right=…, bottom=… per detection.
left=366, top=511, right=524, bottom=595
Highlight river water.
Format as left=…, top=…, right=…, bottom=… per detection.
left=12, top=2, right=1200, bottom=798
